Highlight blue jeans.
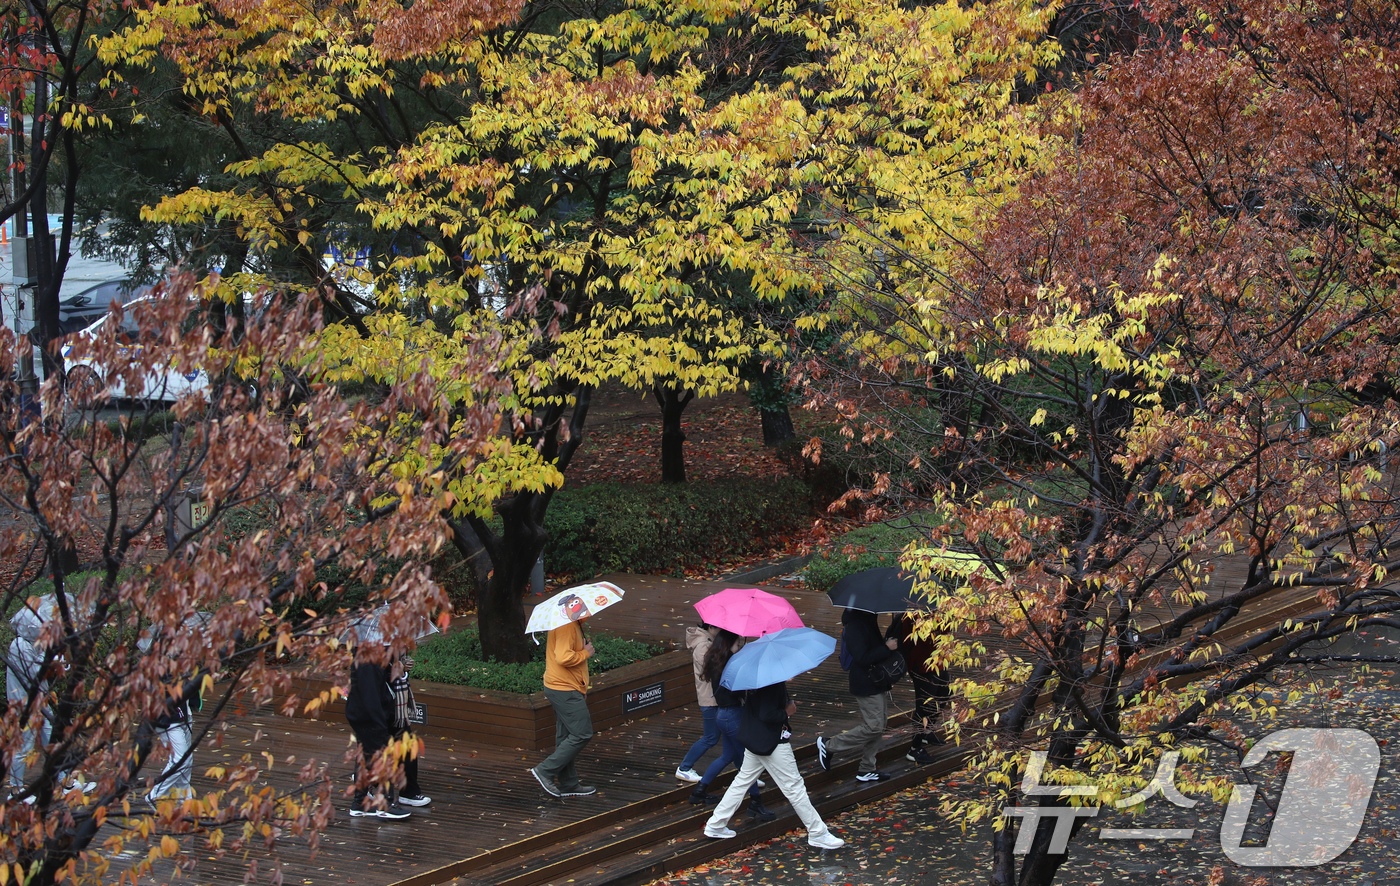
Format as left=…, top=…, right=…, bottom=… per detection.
left=679, top=705, right=719, bottom=771
left=701, top=706, right=758, bottom=798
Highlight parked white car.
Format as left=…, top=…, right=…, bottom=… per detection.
left=59, top=297, right=211, bottom=405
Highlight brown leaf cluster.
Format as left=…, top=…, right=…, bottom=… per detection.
left=0, top=272, right=517, bottom=884
left=797, top=1, right=1400, bottom=880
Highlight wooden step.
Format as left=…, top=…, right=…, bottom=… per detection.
left=389, top=726, right=959, bottom=886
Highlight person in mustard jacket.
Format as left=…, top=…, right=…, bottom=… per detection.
left=529, top=615, right=597, bottom=797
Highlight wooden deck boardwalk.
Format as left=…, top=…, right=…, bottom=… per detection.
left=147, top=556, right=1326, bottom=886
left=154, top=574, right=920, bottom=886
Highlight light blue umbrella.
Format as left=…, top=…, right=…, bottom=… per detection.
left=719, top=627, right=836, bottom=691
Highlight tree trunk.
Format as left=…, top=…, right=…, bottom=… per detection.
left=449, top=386, right=594, bottom=662
left=29, top=72, right=63, bottom=387
left=759, top=404, right=795, bottom=446
left=472, top=497, right=546, bottom=663
left=653, top=383, right=693, bottom=484
left=754, top=364, right=795, bottom=446
left=446, top=517, right=494, bottom=591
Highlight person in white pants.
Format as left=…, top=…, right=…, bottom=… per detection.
left=148, top=711, right=194, bottom=801
left=703, top=681, right=844, bottom=850
left=6, top=634, right=49, bottom=797
left=139, top=612, right=210, bottom=802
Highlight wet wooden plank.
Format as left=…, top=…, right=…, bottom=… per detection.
left=140, top=574, right=910, bottom=886
left=138, top=566, right=1323, bottom=886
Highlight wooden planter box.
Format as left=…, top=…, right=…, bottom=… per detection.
left=281, top=649, right=695, bottom=751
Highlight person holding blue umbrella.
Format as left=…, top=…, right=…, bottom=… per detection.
left=702, top=628, right=845, bottom=850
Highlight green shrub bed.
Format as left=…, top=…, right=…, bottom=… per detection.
left=802, top=516, right=941, bottom=591
left=544, top=477, right=814, bottom=579
left=410, top=625, right=662, bottom=693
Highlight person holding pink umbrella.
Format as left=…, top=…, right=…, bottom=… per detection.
left=675, top=621, right=721, bottom=782
left=677, top=588, right=804, bottom=782
left=685, top=628, right=776, bottom=821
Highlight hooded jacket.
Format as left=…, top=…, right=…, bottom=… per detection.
left=685, top=626, right=717, bottom=707
left=544, top=621, right=591, bottom=693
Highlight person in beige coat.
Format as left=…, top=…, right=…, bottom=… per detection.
left=676, top=623, right=720, bottom=782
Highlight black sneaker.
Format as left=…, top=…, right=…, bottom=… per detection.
left=906, top=748, right=937, bottom=765
left=855, top=771, right=891, bottom=782
left=350, top=802, right=411, bottom=820
left=559, top=784, right=597, bottom=797
left=816, top=735, right=831, bottom=771
left=529, top=767, right=562, bottom=797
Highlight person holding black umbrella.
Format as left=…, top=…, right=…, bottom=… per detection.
left=891, top=612, right=949, bottom=764
left=816, top=606, right=901, bottom=782
left=345, top=647, right=411, bottom=820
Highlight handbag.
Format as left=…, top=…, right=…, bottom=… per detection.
left=868, top=651, right=907, bottom=688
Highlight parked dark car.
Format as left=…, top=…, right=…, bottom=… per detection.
left=51, top=279, right=152, bottom=336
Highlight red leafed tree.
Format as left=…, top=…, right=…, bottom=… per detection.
left=0, top=273, right=521, bottom=885
left=797, top=1, right=1400, bottom=884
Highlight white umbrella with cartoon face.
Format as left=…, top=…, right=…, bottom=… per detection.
left=524, top=581, right=625, bottom=635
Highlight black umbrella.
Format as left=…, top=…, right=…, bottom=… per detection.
left=825, top=567, right=924, bottom=614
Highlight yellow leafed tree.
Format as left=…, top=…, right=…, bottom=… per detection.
left=102, top=0, right=1057, bottom=664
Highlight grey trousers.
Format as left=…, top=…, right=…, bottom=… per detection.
left=537, top=688, right=594, bottom=791
left=825, top=690, right=890, bottom=774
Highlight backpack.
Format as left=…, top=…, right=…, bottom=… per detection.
left=868, top=651, right=908, bottom=688
left=838, top=628, right=854, bottom=671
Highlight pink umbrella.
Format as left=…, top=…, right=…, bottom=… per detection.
left=694, top=587, right=804, bottom=637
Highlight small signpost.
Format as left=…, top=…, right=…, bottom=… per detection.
left=174, top=485, right=212, bottom=537
left=622, top=681, right=664, bottom=714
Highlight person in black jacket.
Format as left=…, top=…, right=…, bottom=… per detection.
left=702, top=681, right=844, bottom=850
left=816, top=608, right=900, bottom=782
left=345, top=651, right=410, bottom=820
left=891, top=612, right=949, bottom=765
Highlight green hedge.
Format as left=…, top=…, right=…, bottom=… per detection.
left=802, top=516, right=941, bottom=592
left=410, top=625, right=660, bottom=693
left=543, top=478, right=814, bottom=579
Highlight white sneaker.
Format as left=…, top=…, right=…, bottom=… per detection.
left=675, top=767, right=703, bottom=783
left=809, top=832, right=845, bottom=850
left=704, top=824, right=737, bottom=839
